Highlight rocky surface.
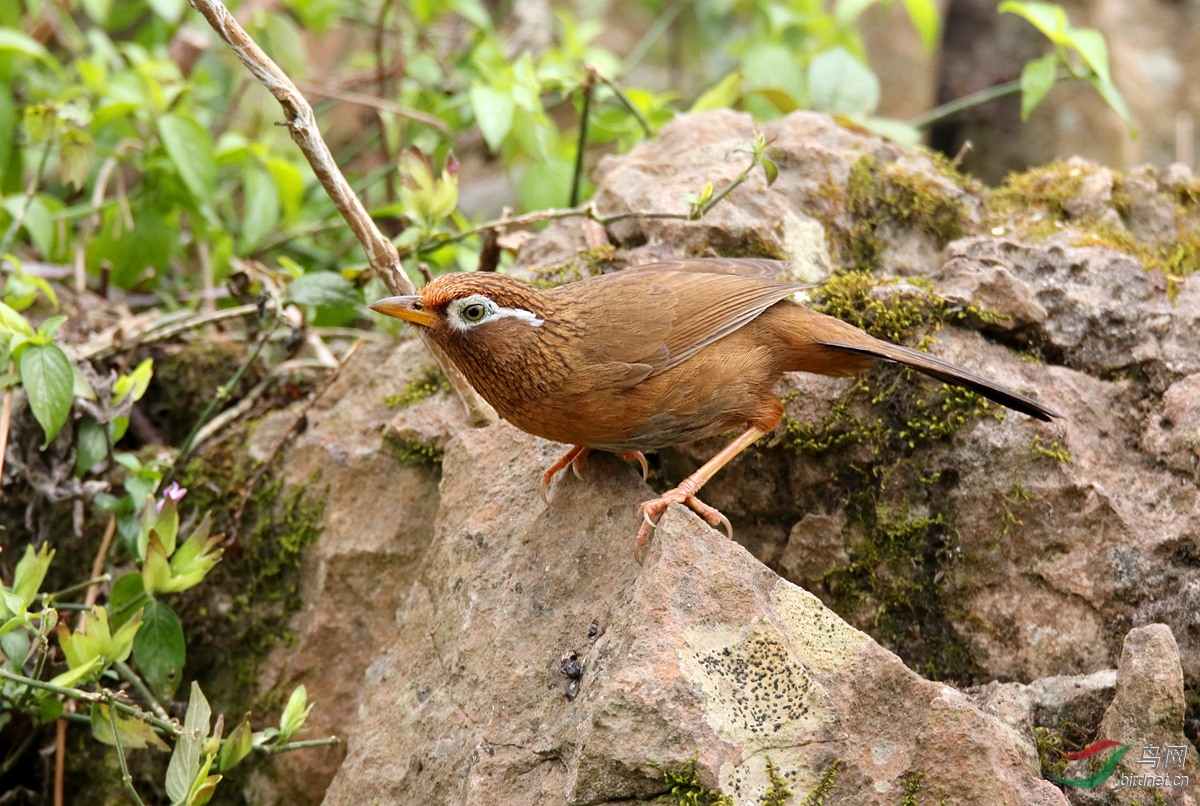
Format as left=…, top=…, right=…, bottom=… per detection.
left=246, top=111, right=1200, bottom=803
left=318, top=421, right=1066, bottom=805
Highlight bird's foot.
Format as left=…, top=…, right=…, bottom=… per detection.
left=540, top=446, right=590, bottom=504
left=539, top=446, right=649, bottom=504
left=634, top=483, right=732, bottom=563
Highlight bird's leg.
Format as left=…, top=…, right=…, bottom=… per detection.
left=634, top=426, right=768, bottom=557
left=541, top=445, right=589, bottom=504
left=540, top=447, right=650, bottom=504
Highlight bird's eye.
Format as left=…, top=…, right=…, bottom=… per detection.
left=462, top=303, right=487, bottom=322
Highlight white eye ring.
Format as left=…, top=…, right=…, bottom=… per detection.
left=448, top=294, right=543, bottom=331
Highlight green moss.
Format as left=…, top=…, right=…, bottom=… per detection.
left=800, top=759, right=840, bottom=806
left=838, top=155, right=970, bottom=271
left=1033, top=727, right=1068, bottom=779
left=175, top=450, right=327, bottom=711
left=384, top=366, right=450, bottom=408
left=821, top=489, right=981, bottom=680
left=1029, top=434, right=1072, bottom=464
left=989, top=160, right=1088, bottom=227
left=988, top=161, right=1200, bottom=302
left=760, top=756, right=793, bottom=806
left=780, top=272, right=1012, bottom=680
left=999, top=481, right=1033, bottom=537
left=901, top=771, right=923, bottom=805
left=650, top=755, right=733, bottom=806
left=529, top=246, right=620, bottom=288
left=383, top=431, right=444, bottom=465
left=784, top=271, right=1001, bottom=459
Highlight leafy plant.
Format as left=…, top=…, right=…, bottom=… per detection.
left=0, top=484, right=323, bottom=803
left=1000, top=0, right=1131, bottom=124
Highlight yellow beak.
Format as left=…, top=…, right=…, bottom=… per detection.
left=369, top=295, right=437, bottom=327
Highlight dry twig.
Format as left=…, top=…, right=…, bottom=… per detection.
left=186, top=0, right=494, bottom=424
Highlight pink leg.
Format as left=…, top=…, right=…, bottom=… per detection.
left=540, top=448, right=651, bottom=503
left=633, top=426, right=768, bottom=560
left=540, top=446, right=589, bottom=504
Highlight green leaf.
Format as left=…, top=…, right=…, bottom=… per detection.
left=999, top=1, right=1068, bottom=42
left=1069, top=27, right=1112, bottom=83
left=278, top=685, right=313, bottom=740
left=39, top=697, right=63, bottom=724
left=47, top=656, right=102, bottom=689
left=284, top=272, right=360, bottom=311
left=1018, top=53, right=1059, bottom=120
left=689, top=71, right=743, bottom=113
left=112, top=358, right=153, bottom=405
left=0, top=300, right=34, bottom=335
left=91, top=703, right=170, bottom=750
left=59, top=128, right=93, bottom=190
left=239, top=165, right=280, bottom=253
left=218, top=716, right=254, bottom=771
left=19, top=342, right=73, bottom=447
left=108, top=573, right=146, bottom=629
left=1091, top=76, right=1133, bottom=125
left=0, top=28, right=55, bottom=66
left=741, top=43, right=806, bottom=109
left=81, top=0, right=113, bottom=23
left=264, top=158, right=304, bottom=223
left=74, top=419, right=108, bottom=474
left=807, top=47, right=880, bottom=117
left=468, top=83, right=515, bottom=152
left=146, top=0, right=186, bottom=23
left=11, top=544, right=54, bottom=611
left=157, top=115, right=216, bottom=205
left=901, top=0, right=940, bottom=52
left=0, top=84, right=16, bottom=187
left=1, top=629, right=30, bottom=670
left=167, top=683, right=211, bottom=806
left=134, top=601, right=186, bottom=700
left=518, top=155, right=573, bottom=211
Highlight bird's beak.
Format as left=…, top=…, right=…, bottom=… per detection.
left=369, top=295, right=437, bottom=327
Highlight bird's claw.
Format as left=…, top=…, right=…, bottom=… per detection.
left=623, top=451, right=649, bottom=482
left=633, top=488, right=733, bottom=563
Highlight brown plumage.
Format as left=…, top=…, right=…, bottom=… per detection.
left=371, top=258, right=1060, bottom=552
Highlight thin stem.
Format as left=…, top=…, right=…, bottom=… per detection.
left=167, top=321, right=280, bottom=482
left=44, top=574, right=111, bottom=602
left=693, top=152, right=758, bottom=218
left=0, top=723, right=39, bottom=777
left=0, top=137, right=54, bottom=256
left=593, top=70, right=652, bottom=138
left=622, top=0, right=684, bottom=74
left=263, top=736, right=341, bottom=753
left=570, top=68, right=596, bottom=208
left=0, top=382, right=12, bottom=495
left=908, top=68, right=1071, bottom=131
left=107, top=694, right=148, bottom=806
left=0, top=669, right=180, bottom=736
left=114, top=661, right=171, bottom=722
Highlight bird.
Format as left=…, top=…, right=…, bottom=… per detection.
left=370, top=258, right=1060, bottom=554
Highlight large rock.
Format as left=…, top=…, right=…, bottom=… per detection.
left=322, top=421, right=1067, bottom=805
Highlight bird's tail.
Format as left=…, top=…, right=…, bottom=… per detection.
left=816, top=335, right=1061, bottom=422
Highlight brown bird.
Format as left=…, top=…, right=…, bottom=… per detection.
left=371, top=258, right=1059, bottom=552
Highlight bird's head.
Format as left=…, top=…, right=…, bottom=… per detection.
left=370, top=273, right=546, bottom=345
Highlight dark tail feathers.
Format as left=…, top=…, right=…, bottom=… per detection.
left=819, top=340, right=1061, bottom=422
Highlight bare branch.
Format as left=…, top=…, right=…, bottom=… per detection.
left=186, top=0, right=495, bottom=423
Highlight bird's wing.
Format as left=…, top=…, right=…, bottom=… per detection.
left=559, top=259, right=806, bottom=382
